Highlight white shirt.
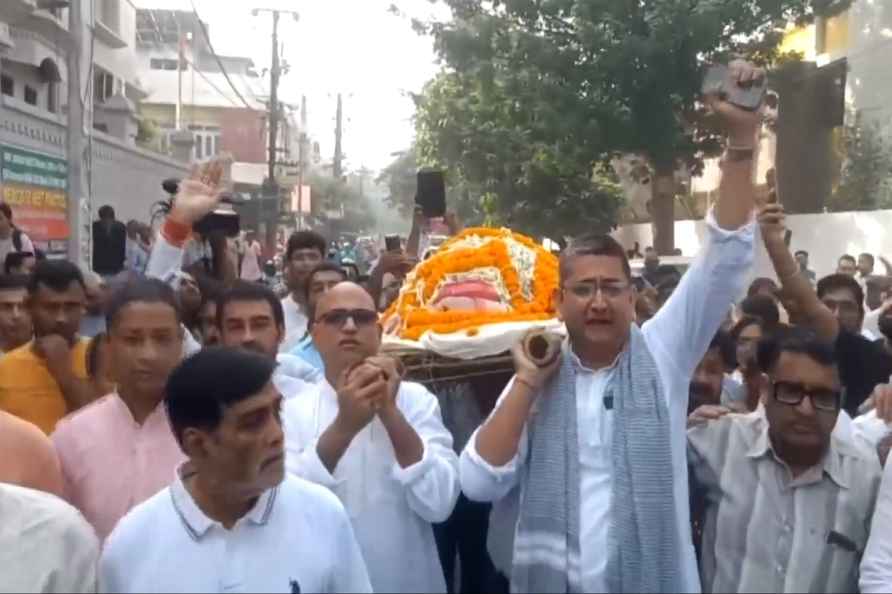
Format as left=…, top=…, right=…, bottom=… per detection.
left=283, top=380, right=461, bottom=593
left=281, top=295, right=308, bottom=352
left=862, top=456, right=892, bottom=593
left=99, top=471, right=372, bottom=594
left=275, top=353, right=322, bottom=397
left=460, top=211, right=755, bottom=593
left=240, top=241, right=263, bottom=282
left=0, top=483, right=99, bottom=594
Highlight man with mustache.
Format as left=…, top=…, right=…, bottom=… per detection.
left=459, top=60, right=762, bottom=593
left=688, top=328, right=881, bottom=593
left=100, top=347, right=371, bottom=593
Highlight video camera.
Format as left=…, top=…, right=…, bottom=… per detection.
left=160, top=178, right=242, bottom=237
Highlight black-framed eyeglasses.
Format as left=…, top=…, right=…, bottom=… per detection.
left=563, top=280, right=630, bottom=300
left=315, top=308, right=378, bottom=328
left=773, top=381, right=842, bottom=413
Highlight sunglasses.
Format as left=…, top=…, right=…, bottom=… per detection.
left=315, top=308, right=378, bottom=328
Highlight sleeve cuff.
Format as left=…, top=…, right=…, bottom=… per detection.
left=464, top=430, right=521, bottom=482
left=391, top=442, right=436, bottom=485
left=704, top=208, right=756, bottom=243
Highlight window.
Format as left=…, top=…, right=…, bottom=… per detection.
left=205, top=135, right=212, bottom=157
left=0, top=75, right=12, bottom=97
left=24, top=86, right=37, bottom=106
left=195, top=134, right=204, bottom=160
left=47, top=82, right=57, bottom=113
left=99, top=0, right=121, bottom=33
left=93, top=70, right=114, bottom=104
left=150, top=58, right=181, bottom=71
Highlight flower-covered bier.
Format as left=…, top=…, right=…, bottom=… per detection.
left=382, top=227, right=560, bottom=341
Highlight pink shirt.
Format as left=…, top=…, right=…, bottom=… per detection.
left=51, top=393, right=186, bottom=540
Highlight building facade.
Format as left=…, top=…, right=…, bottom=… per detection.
left=0, top=0, right=187, bottom=262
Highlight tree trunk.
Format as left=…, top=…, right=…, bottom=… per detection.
left=651, top=165, right=676, bottom=255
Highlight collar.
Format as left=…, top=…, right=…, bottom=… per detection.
left=110, top=392, right=168, bottom=428
left=564, top=340, right=622, bottom=374
left=169, top=464, right=279, bottom=541
left=745, top=412, right=850, bottom=489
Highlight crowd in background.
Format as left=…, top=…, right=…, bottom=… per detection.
left=7, top=67, right=892, bottom=594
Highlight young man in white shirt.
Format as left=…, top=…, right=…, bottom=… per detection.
left=0, top=482, right=99, bottom=593
left=281, top=231, right=326, bottom=351
left=459, top=60, right=762, bottom=593
left=283, top=282, right=460, bottom=593
left=100, top=347, right=371, bottom=594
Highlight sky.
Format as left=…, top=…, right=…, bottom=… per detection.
left=133, top=0, right=449, bottom=172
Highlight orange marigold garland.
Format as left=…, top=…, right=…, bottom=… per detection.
left=383, top=227, right=560, bottom=340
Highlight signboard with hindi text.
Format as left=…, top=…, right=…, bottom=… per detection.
left=0, top=144, right=69, bottom=244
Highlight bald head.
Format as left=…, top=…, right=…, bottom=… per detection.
left=315, top=282, right=376, bottom=318
left=312, top=281, right=381, bottom=384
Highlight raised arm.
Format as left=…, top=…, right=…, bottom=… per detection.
left=642, top=61, right=762, bottom=381
left=146, top=158, right=227, bottom=286
left=758, top=203, right=839, bottom=342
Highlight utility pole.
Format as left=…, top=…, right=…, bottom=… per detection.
left=297, top=95, right=308, bottom=229
left=267, top=10, right=280, bottom=190
left=333, top=93, right=343, bottom=180
left=176, top=19, right=183, bottom=131
left=66, top=0, right=88, bottom=266
left=252, top=8, right=299, bottom=192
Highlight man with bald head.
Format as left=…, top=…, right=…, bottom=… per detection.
left=283, top=282, right=460, bottom=593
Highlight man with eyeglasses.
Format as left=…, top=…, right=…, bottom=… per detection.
left=460, top=60, right=762, bottom=594
left=758, top=204, right=892, bottom=415
left=282, top=281, right=460, bottom=593
left=687, top=327, right=882, bottom=593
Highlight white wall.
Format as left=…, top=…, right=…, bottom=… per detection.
left=87, top=0, right=142, bottom=90
left=613, top=209, right=892, bottom=281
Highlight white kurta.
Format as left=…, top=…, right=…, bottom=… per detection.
left=283, top=380, right=461, bottom=593
left=461, top=211, right=756, bottom=593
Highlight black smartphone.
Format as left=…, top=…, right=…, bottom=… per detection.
left=385, top=235, right=401, bottom=252
left=416, top=170, right=446, bottom=218
left=702, top=64, right=767, bottom=111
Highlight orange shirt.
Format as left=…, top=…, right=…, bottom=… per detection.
left=0, top=339, right=90, bottom=434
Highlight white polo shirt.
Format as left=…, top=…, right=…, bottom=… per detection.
left=0, top=483, right=99, bottom=594
left=100, top=471, right=372, bottom=594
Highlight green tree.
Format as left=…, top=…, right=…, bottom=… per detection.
left=378, top=148, right=418, bottom=218
left=307, top=173, right=376, bottom=233
left=415, top=70, right=623, bottom=238
left=415, top=0, right=848, bottom=251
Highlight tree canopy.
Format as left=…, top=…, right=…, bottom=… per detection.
left=411, top=0, right=847, bottom=248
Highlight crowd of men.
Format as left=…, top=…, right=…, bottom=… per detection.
left=5, top=60, right=892, bottom=594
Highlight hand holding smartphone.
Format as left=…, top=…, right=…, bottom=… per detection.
left=416, top=170, right=446, bottom=218
left=702, top=63, right=767, bottom=111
